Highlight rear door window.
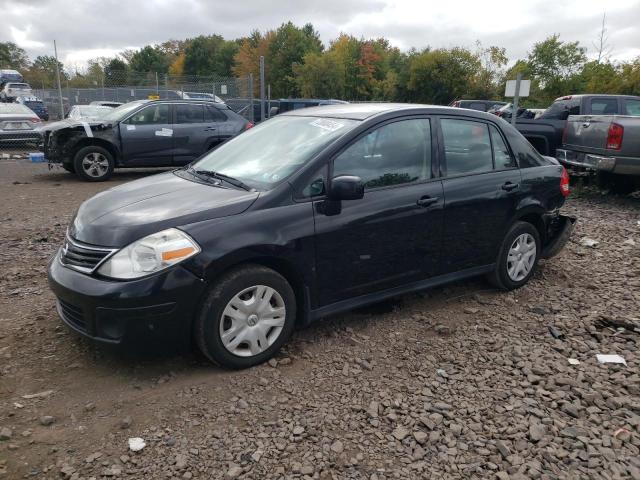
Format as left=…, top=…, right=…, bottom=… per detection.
left=441, top=119, right=493, bottom=176
left=489, top=125, right=516, bottom=169
left=176, top=104, right=204, bottom=124
left=623, top=99, right=640, bottom=116
left=205, top=106, right=227, bottom=122
left=589, top=98, right=618, bottom=115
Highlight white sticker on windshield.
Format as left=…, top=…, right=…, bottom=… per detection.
left=309, top=118, right=345, bottom=132
left=126, top=125, right=136, bottom=131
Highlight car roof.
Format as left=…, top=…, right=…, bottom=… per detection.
left=281, top=102, right=498, bottom=121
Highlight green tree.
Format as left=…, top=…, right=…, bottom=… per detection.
left=293, top=51, right=344, bottom=98
left=405, top=47, right=480, bottom=104
left=0, top=42, right=29, bottom=69
left=268, top=22, right=323, bottom=96
left=104, top=58, right=129, bottom=86
left=183, top=35, right=238, bottom=77
left=128, top=46, right=169, bottom=74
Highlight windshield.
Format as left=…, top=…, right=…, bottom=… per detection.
left=75, top=106, right=111, bottom=118
left=192, top=115, right=358, bottom=189
left=101, top=101, right=148, bottom=122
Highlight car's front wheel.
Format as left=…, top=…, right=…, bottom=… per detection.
left=195, top=265, right=296, bottom=369
left=488, top=221, right=541, bottom=290
left=73, top=146, right=114, bottom=182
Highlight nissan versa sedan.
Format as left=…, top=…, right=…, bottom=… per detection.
left=48, top=103, right=575, bottom=369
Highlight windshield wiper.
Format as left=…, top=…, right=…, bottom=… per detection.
left=187, top=167, right=254, bottom=192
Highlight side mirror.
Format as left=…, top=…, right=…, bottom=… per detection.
left=269, top=106, right=279, bottom=117
left=328, top=175, right=364, bottom=201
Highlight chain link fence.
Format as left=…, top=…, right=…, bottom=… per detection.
left=1, top=71, right=259, bottom=153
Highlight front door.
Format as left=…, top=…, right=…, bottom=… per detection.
left=172, top=103, right=219, bottom=165
left=312, top=117, right=444, bottom=306
left=119, top=103, right=173, bottom=166
left=438, top=117, right=522, bottom=272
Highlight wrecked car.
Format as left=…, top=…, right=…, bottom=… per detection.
left=48, top=103, right=575, bottom=368
left=39, top=99, right=252, bottom=181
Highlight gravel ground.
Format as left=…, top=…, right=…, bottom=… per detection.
left=0, top=159, right=638, bottom=480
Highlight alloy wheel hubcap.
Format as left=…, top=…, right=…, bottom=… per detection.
left=507, top=233, right=537, bottom=282
left=219, top=285, right=286, bottom=357
left=82, top=153, right=109, bottom=178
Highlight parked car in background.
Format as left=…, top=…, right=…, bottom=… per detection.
left=67, top=105, right=113, bottom=121
left=515, top=94, right=640, bottom=156
left=449, top=99, right=507, bottom=112
left=171, top=91, right=225, bottom=103
left=493, top=103, right=536, bottom=120
left=90, top=100, right=123, bottom=108
left=268, top=98, right=348, bottom=117
left=48, top=103, right=574, bottom=368
left=0, top=69, right=24, bottom=87
left=0, top=103, right=41, bottom=145
left=557, top=114, right=640, bottom=192
left=0, top=82, right=33, bottom=102
left=16, top=96, right=49, bottom=121
left=40, top=99, right=252, bottom=181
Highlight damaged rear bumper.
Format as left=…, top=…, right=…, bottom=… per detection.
left=542, top=214, right=576, bottom=259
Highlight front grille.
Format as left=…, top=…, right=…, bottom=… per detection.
left=58, top=299, right=87, bottom=331
left=60, top=236, right=116, bottom=273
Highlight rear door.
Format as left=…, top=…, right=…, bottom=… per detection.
left=119, top=103, right=173, bottom=166
left=172, top=103, right=218, bottom=165
left=438, top=117, right=522, bottom=272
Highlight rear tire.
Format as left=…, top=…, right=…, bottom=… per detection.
left=73, top=146, right=114, bottom=182
left=488, top=221, right=541, bottom=291
left=195, top=265, right=296, bottom=369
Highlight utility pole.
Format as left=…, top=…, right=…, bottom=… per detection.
left=259, top=56, right=265, bottom=122
left=511, top=73, right=522, bottom=126
left=53, top=40, right=64, bottom=119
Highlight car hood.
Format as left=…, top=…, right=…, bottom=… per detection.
left=38, top=118, right=113, bottom=134
left=70, top=171, right=259, bottom=247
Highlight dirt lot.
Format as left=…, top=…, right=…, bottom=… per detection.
left=0, top=158, right=638, bottom=480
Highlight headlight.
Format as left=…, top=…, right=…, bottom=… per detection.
left=97, top=228, right=200, bottom=279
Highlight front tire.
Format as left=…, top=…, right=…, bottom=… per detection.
left=73, top=146, right=114, bottom=182
left=488, top=221, right=541, bottom=291
left=195, top=265, right=296, bottom=369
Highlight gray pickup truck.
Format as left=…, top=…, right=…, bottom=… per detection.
left=557, top=114, right=640, bottom=192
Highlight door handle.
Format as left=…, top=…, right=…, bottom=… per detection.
left=204, top=127, right=217, bottom=131
left=501, top=182, right=519, bottom=192
left=417, top=196, right=439, bottom=207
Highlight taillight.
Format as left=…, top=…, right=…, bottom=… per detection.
left=560, top=167, right=570, bottom=197
left=245, top=122, right=254, bottom=130
left=606, top=123, right=623, bottom=150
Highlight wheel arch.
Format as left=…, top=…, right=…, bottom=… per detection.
left=511, top=207, right=547, bottom=244
left=72, top=138, right=120, bottom=163
left=199, top=255, right=311, bottom=329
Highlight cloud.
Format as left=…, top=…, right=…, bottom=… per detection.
left=3, top=0, right=639, bottom=70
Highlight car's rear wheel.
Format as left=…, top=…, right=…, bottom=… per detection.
left=488, top=221, right=541, bottom=290
left=195, top=265, right=296, bottom=369
left=73, top=146, right=114, bottom=182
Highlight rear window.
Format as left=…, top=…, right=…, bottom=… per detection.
left=0, top=103, right=32, bottom=114
left=590, top=98, right=618, bottom=115
left=469, top=102, right=487, bottom=111
left=623, top=99, right=640, bottom=116
left=539, top=98, right=580, bottom=120
left=25, top=101, right=44, bottom=109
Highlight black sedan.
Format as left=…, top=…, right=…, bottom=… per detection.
left=39, top=99, right=252, bottom=181
left=48, top=103, right=574, bottom=368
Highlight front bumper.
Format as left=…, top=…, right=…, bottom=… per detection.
left=557, top=149, right=640, bottom=176
left=48, top=250, right=206, bottom=347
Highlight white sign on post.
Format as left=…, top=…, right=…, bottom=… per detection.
left=220, top=85, right=228, bottom=95
left=505, top=79, right=531, bottom=97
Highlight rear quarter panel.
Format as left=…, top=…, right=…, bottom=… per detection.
left=517, top=164, right=565, bottom=218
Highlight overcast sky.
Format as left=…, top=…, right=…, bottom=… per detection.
left=3, top=0, right=639, bottom=71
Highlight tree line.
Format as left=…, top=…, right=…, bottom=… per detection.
left=2, top=21, right=639, bottom=107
